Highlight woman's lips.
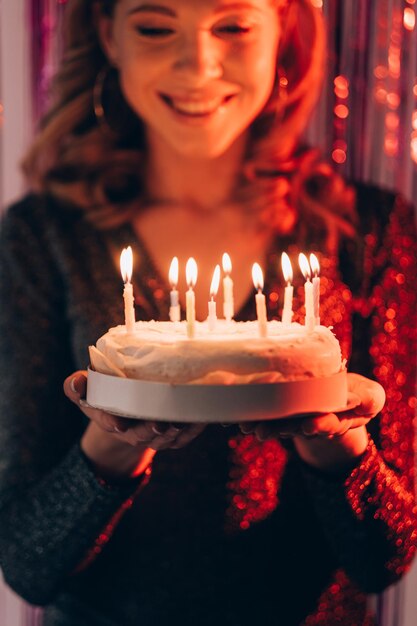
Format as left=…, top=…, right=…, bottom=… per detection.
left=159, top=93, right=236, bottom=117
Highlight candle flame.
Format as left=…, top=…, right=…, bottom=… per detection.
left=298, top=253, right=311, bottom=281
left=210, top=264, right=221, bottom=298
left=281, top=252, right=293, bottom=284
left=222, top=252, right=232, bottom=274
left=169, top=256, right=179, bottom=287
left=120, top=246, right=133, bottom=283
left=309, top=253, right=320, bottom=276
left=186, top=257, right=198, bottom=288
left=252, top=263, right=264, bottom=291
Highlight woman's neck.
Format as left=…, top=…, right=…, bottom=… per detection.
left=144, top=132, right=248, bottom=214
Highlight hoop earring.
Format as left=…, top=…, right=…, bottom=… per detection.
left=93, top=64, right=119, bottom=133
left=277, top=70, right=289, bottom=109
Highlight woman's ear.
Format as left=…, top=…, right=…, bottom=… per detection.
left=94, top=6, right=119, bottom=66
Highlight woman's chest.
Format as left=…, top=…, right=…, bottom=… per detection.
left=132, top=206, right=275, bottom=320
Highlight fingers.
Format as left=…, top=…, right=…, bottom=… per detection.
left=239, top=421, right=257, bottom=435
left=299, top=375, right=386, bottom=439
left=235, top=373, right=386, bottom=445
left=64, top=372, right=207, bottom=450
left=64, top=371, right=88, bottom=403
left=64, top=371, right=131, bottom=434
left=347, top=373, right=386, bottom=417
left=123, top=421, right=206, bottom=450
left=238, top=408, right=375, bottom=444
left=123, top=421, right=180, bottom=449
left=301, top=413, right=354, bottom=438
left=169, top=423, right=206, bottom=449
left=239, top=419, right=302, bottom=441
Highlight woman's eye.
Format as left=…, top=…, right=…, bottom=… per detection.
left=217, top=24, right=252, bottom=36
left=135, top=26, right=175, bottom=38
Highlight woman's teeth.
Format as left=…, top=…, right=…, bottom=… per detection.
left=164, top=95, right=230, bottom=116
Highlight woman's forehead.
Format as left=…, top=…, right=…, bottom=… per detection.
left=118, top=0, right=282, bottom=14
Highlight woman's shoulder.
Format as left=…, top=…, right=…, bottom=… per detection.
left=1, top=192, right=89, bottom=252
left=2, top=192, right=83, bottom=224
left=352, top=181, right=415, bottom=231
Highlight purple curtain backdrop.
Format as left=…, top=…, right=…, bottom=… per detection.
left=305, top=0, right=417, bottom=205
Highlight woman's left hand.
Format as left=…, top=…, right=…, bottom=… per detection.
left=239, top=373, right=386, bottom=473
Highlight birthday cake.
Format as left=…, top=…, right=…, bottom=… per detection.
left=89, top=320, right=344, bottom=386
left=86, top=250, right=349, bottom=421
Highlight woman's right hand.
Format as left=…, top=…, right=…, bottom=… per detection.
left=64, top=371, right=206, bottom=480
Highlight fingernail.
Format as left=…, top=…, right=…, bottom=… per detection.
left=79, top=399, right=89, bottom=408
left=302, top=424, right=316, bottom=436
left=114, top=426, right=125, bottom=434
left=152, top=424, right=170, bottom=435
left=70, top=377, right=78, bottom=393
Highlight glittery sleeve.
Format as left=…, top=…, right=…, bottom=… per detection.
left=0, top=198, right=147, bottom=605
left=301, top=193, right=417, bottom=593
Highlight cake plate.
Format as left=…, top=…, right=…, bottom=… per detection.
left=86, top=368, right=349, bottom=423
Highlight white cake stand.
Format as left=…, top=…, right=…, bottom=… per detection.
left=85, top=368, right=348, bottom=423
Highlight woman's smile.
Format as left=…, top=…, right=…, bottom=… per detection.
left=158, top=92, right=238, bottom=119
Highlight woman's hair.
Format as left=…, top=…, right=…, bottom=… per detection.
left=22, top=0, right=357, bottom=241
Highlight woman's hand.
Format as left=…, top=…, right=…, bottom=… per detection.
left=64, top=371, right=206, bottom=480
left=239, top=373, right=386, bottom=474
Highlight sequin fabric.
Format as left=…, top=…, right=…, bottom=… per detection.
left=222, top=191, right=417, bottom=625
left=0, top=187, right=416, bottom=626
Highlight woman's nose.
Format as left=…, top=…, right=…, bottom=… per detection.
left=173, top=31, right=223, bottom=82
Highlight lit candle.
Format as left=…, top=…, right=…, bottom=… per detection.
left=120, top=246, right=136, bottom=333
left=208, top=265, right=221, bottom=332
left=252, top=263, right=267, bottom=338
left=222, top=252, right=234, bottom=322
left=310, top=253, right=320, bottom=326
left=298, top=253, right=315, bottom=333
left=186, top=257, right=198, bottom=339
left=168, top=257, right=181, bottom=323
left=281, top=252, right=293, bottom=326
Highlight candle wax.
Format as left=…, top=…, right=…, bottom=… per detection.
left=312, top=275, right=320, bottom=326
left=282, top=284, right=293, bottom=326
left=169, top=289, right=180, bottom=323
left=123, top=282, right=136, bottom=333
left=223, top=275, right=234, bottom=321
left=255, top=291, right=268, bottom=338
left=304, top=280, right=315, bottom=333
left=170, top=289, right=179, bottom=308
left=186, top=288, right=196, bottom=339
left=208, top=299, right=217, bottom=331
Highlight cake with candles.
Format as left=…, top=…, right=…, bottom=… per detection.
left=85, top=249, right=348, bottom=422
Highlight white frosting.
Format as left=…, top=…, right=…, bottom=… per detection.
left=90, top=320, right=343, bottom=385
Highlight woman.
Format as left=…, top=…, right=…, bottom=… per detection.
left=0, top=1, right=415, bottom=624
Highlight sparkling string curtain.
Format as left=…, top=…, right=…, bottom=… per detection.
left=305, top=0, right=417, bottom=205
left=30, top=0, right=66, bottom=123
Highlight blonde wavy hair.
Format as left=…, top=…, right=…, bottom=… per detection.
left=22, top=0, right=356, bottom=243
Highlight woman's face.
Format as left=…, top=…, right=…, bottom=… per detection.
left=99, top=0, right=281, bottom=158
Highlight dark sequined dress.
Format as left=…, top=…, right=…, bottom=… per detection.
left=0, top=185, right=416, bottom=626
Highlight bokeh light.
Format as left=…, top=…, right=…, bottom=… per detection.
left=404, top=8, right=416, bottom=30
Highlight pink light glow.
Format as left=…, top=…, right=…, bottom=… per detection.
left=404, top=8, right=416, bottom=30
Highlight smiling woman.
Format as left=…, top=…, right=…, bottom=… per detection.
left=22, top=0, right=324, bottom=228
left=0, top=1, right=416, bottom=626
left=97, top=0, right=281, bottom=158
